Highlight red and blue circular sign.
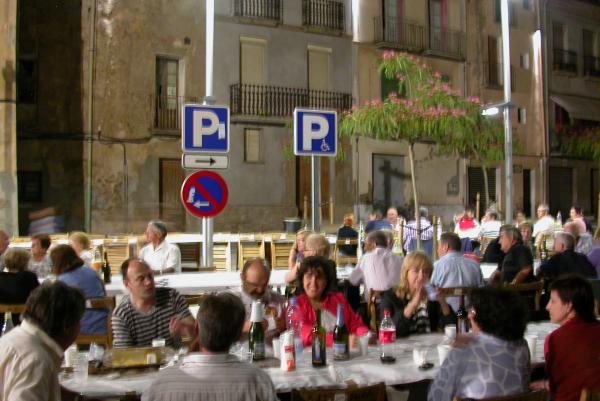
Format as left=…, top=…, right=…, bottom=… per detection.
left=180, top=170, right=228, bottom=218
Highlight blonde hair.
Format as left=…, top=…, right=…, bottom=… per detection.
left=294, top=229, right=313, bottom=251
left=343, top=213, right=354, bottom=225
left=305, top=234, right=330, bottom=258
left=395, top=251, right=433, bottom=299
left=4, top=248, right=30, bottom=272
left=69, top=232, right=90, bottom=250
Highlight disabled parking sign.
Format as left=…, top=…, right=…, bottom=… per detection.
left=293, top=108, right=337, bottom=157
left=180, top=170, right=228, bottom=218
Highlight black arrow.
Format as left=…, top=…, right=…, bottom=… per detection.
left=210, top=157, right=215, bottom=165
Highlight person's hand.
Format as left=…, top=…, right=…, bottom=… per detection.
left=435, top=288, right=447, bottom=305
left=169, top=316, right=197, bottom=340
left=349, top=334, right=357, bottom=349
left=529, top=380, right=548, bottom=391
left=452, top=333, right=475, bottom=348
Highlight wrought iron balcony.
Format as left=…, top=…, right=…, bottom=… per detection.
left=302, top=0, right=344, bottom=32
left=427, top=26, right=465, bottom=60
left=230, top=83, right=352, bottom=117
left=583, top=55, right=600, bottom=78
left=373, top=16, right=425, bottom=52
left=234, top=0, right=282, bottom=23
left=154, top=95, right=198, bottom=131
left=553, top=49, right=577, bottom=73
left=484, top=62, right=515, bottom=91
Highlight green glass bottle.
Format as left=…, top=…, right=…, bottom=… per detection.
left=333, top=304, right=349, bottom=360
left=311, top=309, right=326, bottom=367
left=249, top=301, right=265, bottom=361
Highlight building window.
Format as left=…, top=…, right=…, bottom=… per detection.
left=308, top=46, right=332, bottom=91
left=17, top=58, right=37, bottom=104
left=240, top=37, right=267, bottom=85
left=518, top=108, right=526, bottom=124
left=520, top=53, right=530, bottom=70
left=155, top=57, right=180, bottom=130
left=244, top=128, right=261, bottom=163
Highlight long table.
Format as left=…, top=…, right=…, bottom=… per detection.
left=60, top=322, right=558, bottom=399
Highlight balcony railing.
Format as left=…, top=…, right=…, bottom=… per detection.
left=373, top=16, right=425, bottom=51
left=230, top=83, right=352, bottom=117
left=154, top=95, right=198, bottom=131
left=484, top=62, right=515, bottom=91
left=234, top=0, right=282, bottom=22
left=302, top=0, right=344, bottom=32
left=584, top=55, right=600, bottom=78
left=553, top=49, right=577, bottom=73
left=427, top=26, right=465, bottom=59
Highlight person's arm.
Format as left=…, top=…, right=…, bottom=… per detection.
left=488, top=269, right=501, bottom=284
left=427, top=348, right=461, bottom=401
left=348, top=262, right=363, bottom=286
left=5, top=357, right=56, bottom=401
left=165, top=244, right=181, bottom=274
left=284, top=262, right=299, bottom=284
left=380, top=291, right=412, bottom=337
left=288, top=246, right=298, bottom=271
left=512, top=266, right=532, bottom=284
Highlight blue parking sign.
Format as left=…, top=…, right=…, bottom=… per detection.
left=293, top=108, right=337, bottom=157
left=182, top=104, right=230, bottom=153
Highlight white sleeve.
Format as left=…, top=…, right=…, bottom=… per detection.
left=167, top=244, right=182, bottom=273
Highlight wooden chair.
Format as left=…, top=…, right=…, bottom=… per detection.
left=75, top=297, right=116, bottom=347
left=104, top=237, right=131, bottom=276
left=454, top=389, right=547, bottom=401
left=291, top=382, right=387, bottom=401
left=335, top=238, right=359, bottom=266
left=0, top=304, right=26, bottom=314
left=438, top=287, right=474, bottom=297
left=580, top=388, right=600, bottom=401
left=238, top=234, right=265, bottom=269
left=506, top=280, right=545, bottom=311
left=367, top=289, right=383, bottom=333
left=271, top=239, right=294, bottom=270
left=178, top=242, right=201, bottom=272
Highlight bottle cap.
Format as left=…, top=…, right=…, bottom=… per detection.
left=250, top=301, right=264, bottom=322
left=289, top=298, right=297, bottom=306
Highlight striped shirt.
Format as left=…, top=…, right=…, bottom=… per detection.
left=402, top=218, right=434, bottom=250
left=141, top=353, right=278, bottom=401
left=112, top=287, right=191, bottom=348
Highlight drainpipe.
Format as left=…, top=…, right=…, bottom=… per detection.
left=85, top=0, right=97, bottom=232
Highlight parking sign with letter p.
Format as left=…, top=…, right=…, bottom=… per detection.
left=293, top=108, right=337, bottom=157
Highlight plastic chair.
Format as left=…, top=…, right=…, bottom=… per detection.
left=291, top=382, right=387, bottom=401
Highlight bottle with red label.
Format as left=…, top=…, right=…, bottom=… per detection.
left=379, top=309, right=396, bottom=364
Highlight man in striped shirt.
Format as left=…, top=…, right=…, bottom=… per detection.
left=112, top=259, right=194, bottom=348
left=142, top=293, right=278, bottom=401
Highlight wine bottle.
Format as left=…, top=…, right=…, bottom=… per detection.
left=102, top=251, right=112, bottom=283
left=456, top=295, right=469, bottom=334
left=311, top=309, right=326, bottom=367
left=249, top=301, right=265, bottom=361
left=333, top=304, right=349, bottom=361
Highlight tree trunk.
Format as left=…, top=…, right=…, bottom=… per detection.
left=407, top=142, right=422, bottom=250
left=480, top=161, right=490, bottom=214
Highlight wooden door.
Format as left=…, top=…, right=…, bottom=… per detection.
left=159, top=159, right=185, bottom=231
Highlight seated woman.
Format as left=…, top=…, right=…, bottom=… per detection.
left=531, top=274, right=600, bottom=401
left=380, top=251, right=455, bottom=337
left=51, top=244, right=107, bottom=334
left=0, top=248, right=39, bottom=326
left=428, top=287, right=530, bottom=401
left=294, top=256, right=368, bottom=347
left=285, top=229, right=313, bottom=284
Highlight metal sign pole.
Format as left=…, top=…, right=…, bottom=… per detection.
left=501, top=0, right=513, bottom=224
left=311, top=155, right=321, bottom=232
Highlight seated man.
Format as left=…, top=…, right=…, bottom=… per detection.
left=490, top=225, right=534, bottom=284
left=234, top=258, right=286, bottom=346
left=138, top=220, right=181, bottom=274
left=142, top=293, right=278, bottom=401
left=112, top=259, right=194, bottom=348
left=532, top=203, right=555, bottom=239
left=0, top=281, right=85, bottom=400
left=563, top=221, right=596, bottom=256
left=431, top=232, right=484, bottom=311
left=538, top=232, right=597, bottom=282
left=349, top=230, right=402, bottom=300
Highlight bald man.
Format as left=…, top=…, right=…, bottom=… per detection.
left=0, top=230, right=9, bottom=270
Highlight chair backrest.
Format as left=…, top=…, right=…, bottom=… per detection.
left=335, top=239, right=359, bottom=266
left=454, top=389, right=548, bottom=401
left=291, top=382, right=387, bottom=401
left=580, top=388, right=600, bottom=401
left=506, top=280, right=544, bottom=311
left=367, top=289, right=383, bottom=333
left=438, top=287, right=473, bottom=297
left=0, top=304, right=26, bottom=314
left=75, top=296, right=116, bottom=347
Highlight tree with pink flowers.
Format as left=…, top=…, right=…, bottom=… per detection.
left=340, top=51, right=503, bottom=249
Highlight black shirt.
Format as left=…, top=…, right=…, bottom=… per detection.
left=482, top=238, right=504, bottom=264
left=337, top=226, right=358, bottom=256
left=540, top=250, right=597, bottom=282
left=0, top=271, right=39, bottom=326
left=499, top=243, right=534, bottom=283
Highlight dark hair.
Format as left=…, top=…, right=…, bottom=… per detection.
left=465, top=205, right=475, bottom=213
left=50, top=244, right=84, bottom=274
left=549, top=274, right=596, bottom=323
left=296, top=256, right=337, bottom=300
left=366, top=230, right=388, bottom=248
left=470, top=287, right=528, bottom=341
left=120, top=258, right=151, bottom=279
left=571, top=205, right=582, bottom=215
left=488, top=211, right=498, bottom=220
left=440, top=232, right=461, bottom=252
left=196, top=293, right=245, bottom=352
left=241, top=257, right=271, bottom=277
left=32, top=233, right=51, bottom=250
left=23, top=281, right=85, bottom=339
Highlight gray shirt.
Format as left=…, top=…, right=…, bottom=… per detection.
left=431, top=252, right=484, bottom=310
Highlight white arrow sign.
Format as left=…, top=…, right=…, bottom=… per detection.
left=182, top=154, right=229, bottom=170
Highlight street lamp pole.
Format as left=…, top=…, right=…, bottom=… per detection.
left=500, top=0, right=513, bottom=224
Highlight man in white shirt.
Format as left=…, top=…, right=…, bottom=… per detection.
left=532, top=203, right=555, bottom=238
left=0, top=281, right=85, bottom=401
left=142, top=292, right=278, bottom=401
left=138, top=220, right=181, bottom=274
left=350, top=230, right=403, bottom=301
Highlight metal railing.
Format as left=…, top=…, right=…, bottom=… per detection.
left=428, top=26, right=465, bottom=59
left=154, top=95, right=198, bottom=131
left=373, top=16, right=425, bottom=51
left=553, top=49, right=577, bottom=73
left=302, top=0, right=344, bottom=32
left=234, top=0, right=282, bottom=22
left=584, top=55, right=600, bottom=77
left=484, top=62, right=515, bottom=91
left=230, top=83, right=352, bottom=117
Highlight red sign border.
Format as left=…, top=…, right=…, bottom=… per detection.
left=180, top=170, right=228, bottom=218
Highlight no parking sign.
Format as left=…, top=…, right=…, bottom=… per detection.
left=180, top=170, right=228, bottom=218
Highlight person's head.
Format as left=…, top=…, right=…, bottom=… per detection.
left=342, top=213, right=354, bottom=227
left=382, top=230, right=395, bottom=249
left=397, top=251, right=433, bottom=297
left=294, top=229, right=312, bottom=253
left=196, top=293, right=245, bottom=352
left=569, top=205, right=583, bottom=220
left=547, top=274, right=596, bottom=324
left=146, top=220, right=168, bottom=244
left=297, top=256, right=337, bottom=301
left=369, top=210, right=380, bottom=221
left=31, top=233, right=51, bottom=258
left=536, top=203, right=549, bottom=219
left=486, top=211, right=498, bottom=221
left=498, top=225, right=521, bottom=253
left=365, top=230, right=388, bottom=252
left=121, top=258, right=156, bottom=302
left=418, top=207, right=429, bottom=219
left=519, top=222, right=533, bottom=243
left=468, top=287, right=528, bottom=341
left=0, top=230, right=9, bottom=255
left=50, top=244, right=84, bottom=275
left=562, top=222, right=580, bottom=240
left=240, top=257, right=271, bottom=301
left=464, top=206, right=475, bottom=219
left=3, top=248, right=30, bottom=273
left=553, top=231, right=575, bottom=253
left=69, top=232, right=90, bottom=255
left=22, top=281, right=85, bottom=350
left=304, top=234, right=330, bottom=258
left=386, top=207, right=399, bottom=223
left=514, top=210, right=526, bottom=224
left=437, top=232, right=461, bottom=257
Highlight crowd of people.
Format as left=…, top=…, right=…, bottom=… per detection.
left=0, top=203, right=599, bottom=401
